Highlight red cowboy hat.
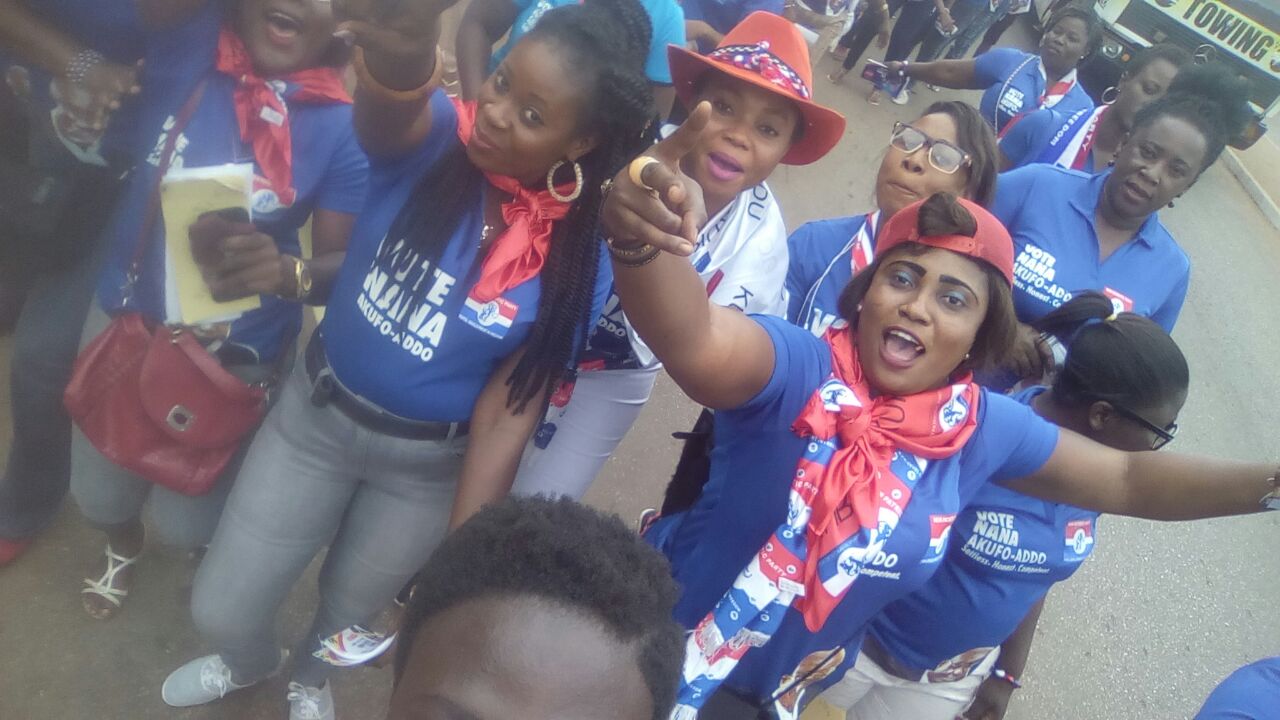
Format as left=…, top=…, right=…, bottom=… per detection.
left=667, top=12, right=846, bottom=166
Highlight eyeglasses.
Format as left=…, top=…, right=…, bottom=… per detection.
left=1095, top=399, right=1179, bottom=450
left=889, top=122, right=972, bottom=175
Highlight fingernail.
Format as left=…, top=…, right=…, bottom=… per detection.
left=679, top=242, right=693, bottom=254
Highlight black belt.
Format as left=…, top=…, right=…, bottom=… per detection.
left=304, top=333, right=469, bottom=442
left=859, top=634, right=930, bottom=683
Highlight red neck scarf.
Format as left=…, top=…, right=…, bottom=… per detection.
left=451, top=98, right=576, bottom=303
left=214, top=29, right=351, bottom=208
left=677, top=327, right=981, bottom=715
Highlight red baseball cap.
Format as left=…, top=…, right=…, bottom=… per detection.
left=667, top=12, right=846, bottom=165
left=875, top=196, right=1015, bottom=286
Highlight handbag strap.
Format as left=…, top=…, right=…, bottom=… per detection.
left=121, top=79, right=209, bottom=304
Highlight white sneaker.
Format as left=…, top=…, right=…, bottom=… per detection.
left=161, top=650, right=286, bottom=707
left=891, top=86, right=911, bottom=105
left=288, top=681, right=335, bottom=720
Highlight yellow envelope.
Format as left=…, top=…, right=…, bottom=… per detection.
left=160, top=163, right=260, bottom=326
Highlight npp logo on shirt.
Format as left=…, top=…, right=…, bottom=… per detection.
left=1063, top=518, right=1095, bottom=562
left=923, top=514, right=957, bottom=564
left=460, top=294, right=518, bottom=339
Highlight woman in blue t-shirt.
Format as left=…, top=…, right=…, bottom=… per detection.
left=825, top=292, right=1188, bottom=720
left=162, top=0, right=654, bottom=714
left=886, top=5, right=1099, bottom=132
left=67, top=0, right=367, bottom=622
left=600, top=124, right=1279, bottom=717
left=989, top=66, right=1253, bottom=391
left=787, top=100, right=997, bottom=338
left=999, top=43, right=1191, bottom=172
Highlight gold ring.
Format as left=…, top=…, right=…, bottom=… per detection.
left=628, top=156, right=661, bottom=195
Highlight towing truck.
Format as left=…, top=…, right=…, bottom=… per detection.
left=1052, top=0, right=1280, bottom=148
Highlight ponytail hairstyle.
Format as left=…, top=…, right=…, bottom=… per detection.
left=1034, top=291, right=1189, bottom=413
left=377, top=0, right=656, bottom=412
left=837, top=193, right=1019, bottom=372
left=1130, top=61, right=1252, bottom=172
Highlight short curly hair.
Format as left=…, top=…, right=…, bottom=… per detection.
left=394, top=496, right=685, bottom=720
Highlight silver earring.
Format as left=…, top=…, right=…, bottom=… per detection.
left=547, top=160, right=584, bottom=203
left=856, top=303, right=864, bottom=313
left=1100, top=86, right=1119, bottom=105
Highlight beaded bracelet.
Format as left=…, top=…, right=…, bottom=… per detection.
left=65, top=49, right=105, bottom=87
left=991, top=669, right=1022, bottom=689
left=606, top=237, right=661, bottom=267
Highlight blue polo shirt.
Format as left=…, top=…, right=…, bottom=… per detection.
left=867, top=386, right=1099, bottom=673
left=974, top=48, right=1093, bottom=132
left=998, top=106, right=1108, bottom=172
left=785, top=212, right=879, bottom=337
left=2, top=0, right=146, bottom=169
left=1196, top=657, right=1280, bottom=719
left=322, top=90, right=612, bottom=422
left=992, top=164, right=1189, bottom=330
left=490, top=0, right=686, bottom=84
left=682, top=0, right=785, bottom=51
left=645, top=316, right=1059, bottom=712
left=94, top=4, right=368, bottom=364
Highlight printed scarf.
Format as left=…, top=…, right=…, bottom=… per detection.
left=1038, top=60, right=1079, bottom=110
left=215, top=28, right=351, bottom=208
left=1037, top=105, right=1108, bottom=170
left=452, top=98, right=575, bottom=302
left=672, top=326, right=981, bottom=718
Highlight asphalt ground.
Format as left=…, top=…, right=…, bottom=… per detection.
left=2, top=20, right=1278, bottom=720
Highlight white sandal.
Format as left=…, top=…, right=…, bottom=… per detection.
left=82, top=544, right=140, bottom=619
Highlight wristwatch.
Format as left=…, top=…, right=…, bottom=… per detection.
left=283, top=255, right=312, bottom=302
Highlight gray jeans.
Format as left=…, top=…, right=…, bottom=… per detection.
left=68, top=304, right=277, bottom=549
left=189, top=359, right=463, bottom=687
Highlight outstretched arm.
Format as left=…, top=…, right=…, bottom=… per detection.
left=1005, top=429, right=1278, bottom=521
left=888, top=58, right=981, bottom=90
left=602, top=103, right=775, bottom=410
left=455, top=0, right=519, bottom=101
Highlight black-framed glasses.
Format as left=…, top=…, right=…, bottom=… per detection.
left=889, top=122, right=972, bottom=175
left=1102, top=401, right=1179, bottom=450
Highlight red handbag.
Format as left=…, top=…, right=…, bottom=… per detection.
left=63, top=80, right=271, bottom=496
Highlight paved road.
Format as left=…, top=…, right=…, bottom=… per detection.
left=2, top=34, right=1278, bottom=720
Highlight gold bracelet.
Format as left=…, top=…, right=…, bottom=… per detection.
left=606, top=237, right=655, bottom=257
left=612, top=245, right=662, bottom=268
left=352, top=45, right=443, bottom=103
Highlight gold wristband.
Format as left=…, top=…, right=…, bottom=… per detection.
left=352, top=45, right=444, bottom=103
left=612, top=245, right=662, bottom=268
left=606, top=237, right=655, bottom=257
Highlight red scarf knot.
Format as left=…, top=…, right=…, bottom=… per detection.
left=451, top=98, right=578, bottom=303
left=214, top=28, right=351, bottom=209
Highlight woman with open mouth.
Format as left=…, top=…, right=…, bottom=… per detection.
left=598, top=117, right=1280, bottom=718
left=510, top=12, right=846, bottom=505
left=984, top=62, right=1253, bottom=391
left=65, top=0, right=364, bottom=636
left=885, top=5, right=1099, bottom=133
left=999, top=43, right=1191, bottom=172
left=162, top=0, right=654, bottom=717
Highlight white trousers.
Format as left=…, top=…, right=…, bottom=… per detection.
left=511, top=366, right=661, bottom=500
left=817, top=648, right=1000, bottom=720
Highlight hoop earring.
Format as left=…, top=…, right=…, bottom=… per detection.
left=547, top=160, right=584, bottom=203
left=1100, top=85, right=1119, bottom=105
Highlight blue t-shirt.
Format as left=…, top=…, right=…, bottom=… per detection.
left=321, top=90, right=612, bottom=422
left=1196, top=657, right=1280, bottom=720
left=2, top=0, right=146, bottom=169
left=647, top=316, right=1059, bottom=710
left=490, top=0, right=686, bottom=84
left=991, top=165, right=1189, bottom=335
left=973, top=48, right=1094, bottom=132
left=868, top=386, right=1099, bottom=673
left=998, top=106, right=1081, bottom=170
left=785, top=212, right=878, bottom=338
left=94, top=5, right=369, bottom=363
left=683, top=0, right=785, bottom=51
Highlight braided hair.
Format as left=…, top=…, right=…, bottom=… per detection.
left=1131, top=62, right=1252, bottom=172
left=375, top=0, right=655, bottom=413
